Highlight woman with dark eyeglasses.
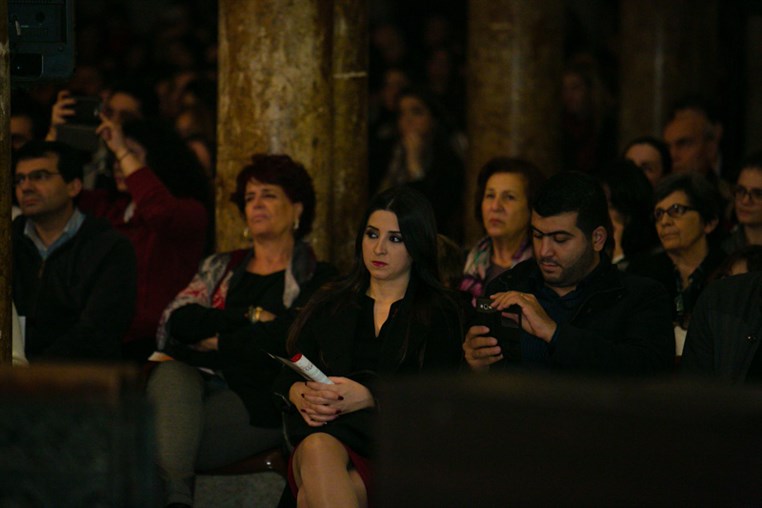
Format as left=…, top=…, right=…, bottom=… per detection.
left=628, top=173, right=726, bottom=357
left=723, top=151, right=762, bottom=254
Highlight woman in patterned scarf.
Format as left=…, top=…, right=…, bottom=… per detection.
left=146, top=154, right=336, bottom=508
left=459, top=157, right=545, bottom=304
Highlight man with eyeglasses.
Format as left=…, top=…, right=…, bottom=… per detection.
left=464, top=172, right=674, bottom=375
left=723, top=151, right=762, bottom=254
left=12, top=141, right=137, bottom=361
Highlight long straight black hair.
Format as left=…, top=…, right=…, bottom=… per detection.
left=287, top=185, right=459, bottom=361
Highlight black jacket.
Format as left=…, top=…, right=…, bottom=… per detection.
left=13, top=214, right=137, bottom=360
left=682, top=272, right=762, bottom=384
left=485, top=258, right=675, bottom=375
left=626, top=246, right=726, bottom=326
left=273, top=285, right=463, bottom=457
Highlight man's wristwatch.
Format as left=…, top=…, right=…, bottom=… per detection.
left=246, top=306, right=264, bottom=324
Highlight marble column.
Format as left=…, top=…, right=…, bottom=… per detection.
left=466, top=0, right=564, bottom=245
left=745, top=16, right=762, bottom=152
left=331, top=0, right=368, bottom=271
left=217, top=0, right=333, bottom=258
left=619, top=0, right=719, bottom=146
left=0, top=0, right=11, bottom=365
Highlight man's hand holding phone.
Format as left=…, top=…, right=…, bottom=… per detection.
left=463, top=324, right=503, bottom=372
left=464, top=297, right=523, bottom=372
left=489, top=291, right=557, bottom=343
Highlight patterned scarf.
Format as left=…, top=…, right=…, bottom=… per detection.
left=156, top=240, right=318, bottom=349
left=459, top=235, right=532, bottom=301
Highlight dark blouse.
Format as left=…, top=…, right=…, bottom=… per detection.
left=168, top=270, right=287, bottom=343
left=627, top=247, right=726, bottom=328
left=226, top=270, right=286, bottom=315
left=275, top=285, right=463, bottom=457
left=166, top=263, right=337, bottom=427
left=352, top=295, right=403, bottom=373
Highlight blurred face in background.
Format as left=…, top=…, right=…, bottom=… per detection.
left=625, top=143, right=664, bottom=187
left=10, top=115, right=34, bottom=151
left=481, top=172, right=530, bottom=244
left=562, top=71, right=590, bottom=116
left=398, top=96, right=433, bottom=138
left=381, top=69, right=409, bottom=112
left=105, top=92, right=142, bottom=124
left=734, top=167, right=762, bottom=228
left=663, top=110, right=718, bottom=174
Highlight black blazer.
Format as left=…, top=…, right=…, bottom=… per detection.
left=485, top=258, right=675, bottom=375
left=682, top=272, right=762, bottom=383
left=273, top=284, right=463, bottom=457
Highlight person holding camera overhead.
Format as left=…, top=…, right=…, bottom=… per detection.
left=464, top=172, right=674, bottom=375
left=45, top=89, right=211, bottom=363
left=86, top=114, right=212, bottom=362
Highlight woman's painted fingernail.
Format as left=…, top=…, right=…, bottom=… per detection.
left=300, top=409, right=306, bottom=413
left=338, top=396, right=344, bottom=401
left=300, top=393, right=304, bottom=398
left=336, top=409, right=341, bottom=415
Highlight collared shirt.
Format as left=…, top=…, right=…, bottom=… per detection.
left=353, top=293, right=404, bottom=373
left=673, top=255, right=714, bottom=329
left=521, top=260, right=607, bottom=367
left=24, top=208, right=85, bottom=260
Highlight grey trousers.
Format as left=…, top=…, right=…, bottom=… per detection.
left=146, top=360, right=283, bottom=506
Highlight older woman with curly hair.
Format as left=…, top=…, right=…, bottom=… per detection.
left=147, top=154, right=336, bottom=508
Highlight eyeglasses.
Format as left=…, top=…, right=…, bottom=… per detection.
left=733, top=185, right=762, bottom=203
left=14, top=169, right=61, bottom=186
left=653, top=203, right=698, bottom=221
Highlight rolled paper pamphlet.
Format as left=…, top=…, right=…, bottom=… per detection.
left=290, top=353, right=333, bottom=384
left=270, top=353, right=333, bottom=384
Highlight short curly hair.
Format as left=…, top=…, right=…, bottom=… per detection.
left=230, top=154, right=316, bottom=239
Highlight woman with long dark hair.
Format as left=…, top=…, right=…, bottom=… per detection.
left=275, top=186, right=463, bottom=507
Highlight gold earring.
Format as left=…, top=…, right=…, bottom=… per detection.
left=293, top=218, right=300, bottom=231
left=242, top=227, right=251, bottom=240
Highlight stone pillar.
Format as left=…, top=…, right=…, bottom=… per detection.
left=466, top=0, right=564, bottom=245
left=745, top=16, right=762, bottom=152
left=619, top=0, right=719, bottom=146
left=0, top=0, right=12, bottom=365
left=217, top=0, right=333, bottom=258
left=331, top=0, right=368, bottom=271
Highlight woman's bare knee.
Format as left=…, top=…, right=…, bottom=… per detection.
left=295, top=433, right=346, bottom=463
left=292, top=433, right=348, bottom=487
